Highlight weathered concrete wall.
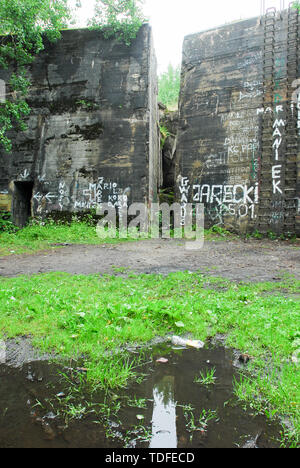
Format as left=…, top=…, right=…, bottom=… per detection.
left=177, top=10, right=300, bottom=235
left=0, top=25, right=160, bottom=225
left=160, top=109, right=178, bottom=191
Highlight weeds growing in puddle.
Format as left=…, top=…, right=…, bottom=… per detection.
left=64, top=403, right=87, bottom=420
left=194, top=368, right=217, bottom=386
left=182, top=405, right=218, bottom=441
left=124, top=424, right=152, bottom=447
left=127, top=396, right=148, bottom=409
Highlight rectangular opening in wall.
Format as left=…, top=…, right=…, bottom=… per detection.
left=13, top=181, right=34, bottom=227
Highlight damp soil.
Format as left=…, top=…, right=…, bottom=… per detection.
left=0, top=238, right=299, bottom=282
left=0, top=342, right=283, bottom=449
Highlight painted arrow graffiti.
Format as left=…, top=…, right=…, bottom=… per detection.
left=33, top=192, right=43, bottom=202
left=20, top=169, right=30, bottom=180
left=45, top=193, right=56, bottom=203
left=33, top=192, right=56, bottom=203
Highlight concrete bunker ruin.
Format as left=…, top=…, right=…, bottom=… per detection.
left=176, top=7, right=300, bottom=236
left=0, top=9, right=299, bottom=237
left=0, top=25, right=160, bottom=226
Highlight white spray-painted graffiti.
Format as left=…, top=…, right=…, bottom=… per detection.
left=199, top=95, right=295, bottom=227
left=33, top=177, right=129, bottom=214
left=179, top=176, right=190, bottom=226
left=193, top=183, right=258, bottom=224
left=237, top=51, right=262, bottom=70
left=19, top=169, right=30, bottom=180
left=58, top=180, right=69, bottom=211
left=296, top=198, right=300, bottom=215
left=269, top=56, right=285, bottom=225
left=220, top=108, right=260, bottom=183
left=75, top=178, right=128, bottom=211
left=183, top=67, right=263, bottom=227
left=271, top=108, right=285, bottom=196
left=192, top=184, right=258, bottom=205
left=178, top=176, right=259, bottom=227
left=239, top=81, right=263, bottom=101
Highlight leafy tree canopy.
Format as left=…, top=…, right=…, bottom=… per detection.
left=89, top=0, right=147, bottom=46
left=293, top=1, right=300, bottom=11
left=158, top=64, right=181, bottom=110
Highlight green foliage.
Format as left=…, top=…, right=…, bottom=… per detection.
left=0, top=99, right=31, bottom=152
left=159, top=188, right=175, bottom=205
left=76, top=99, right=99, bottom=111
left=183, top=407, right=218, bottom=435
left=88, top=0, right=147, bottom=46
left=251, top=229, right=264, bottom=240
left=0, top=0, right=71, bottom=152
left=244, top=229, right=297, bottom=242
left=293, top=1, right=300, bottom=11
left=158, top=64, right=181, bottom=109
left=267, top=230, right=278, bottom=240
left=194, top=368, right=217, bottom=386
left=159, top=125, right=170, bottom=148
left=205, top=225, right=235, bottom=239
left=0, top=217, right=136, bottom=256
left=0, top=212, right=18, bottom=233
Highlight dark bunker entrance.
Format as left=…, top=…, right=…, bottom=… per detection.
left=13, top=181, right=34, bottom=227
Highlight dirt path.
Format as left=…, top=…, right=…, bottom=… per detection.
left=0, top=238, right=299, bottom=282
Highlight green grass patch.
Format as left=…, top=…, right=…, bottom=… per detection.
left=0, top=220, right=134, bottom=256
left=0, top=220, right=238, bottom=256
left=204, top=225, right=238, bottom=241
left=0, top=270, right=299, bottom=445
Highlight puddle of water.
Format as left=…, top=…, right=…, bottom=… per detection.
left=0, top=343, right=283, bottom=448
left=150, top=375, right=177, bottom=448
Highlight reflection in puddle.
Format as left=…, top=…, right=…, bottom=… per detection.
left=0, top=343, right=284, bottom=448
left=150, top=375, right=176, bottom=448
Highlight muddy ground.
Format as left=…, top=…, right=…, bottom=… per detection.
left=0, top=238, right=300, bottom=282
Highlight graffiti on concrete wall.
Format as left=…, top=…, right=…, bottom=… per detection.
left=195, top=72, right=262, bottom=226
left=192, top=183, right=258, bottom=225
left=239, top=80, right=263, bottom=101
left=272, top=110, right=285, bottom=196
left=74, top=178, right=128, bottom=211
left=178, top=177, right=259, bottom=226
left=267, top=55, right=286, bottom=226
left=272, top=56, right=286, bottom=205
left=179, top=176, right=190, bottom=226
left=19, top=169, right=31, bottom=180
left=180, top=51, right=266, bottom=227
left=221, top=109, right=260, bottom=181
left=58, top=180, right=69, bottom=211
left=237, top=51, right=262, bottom=70
left=33, top=177, right=129, bottom=214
